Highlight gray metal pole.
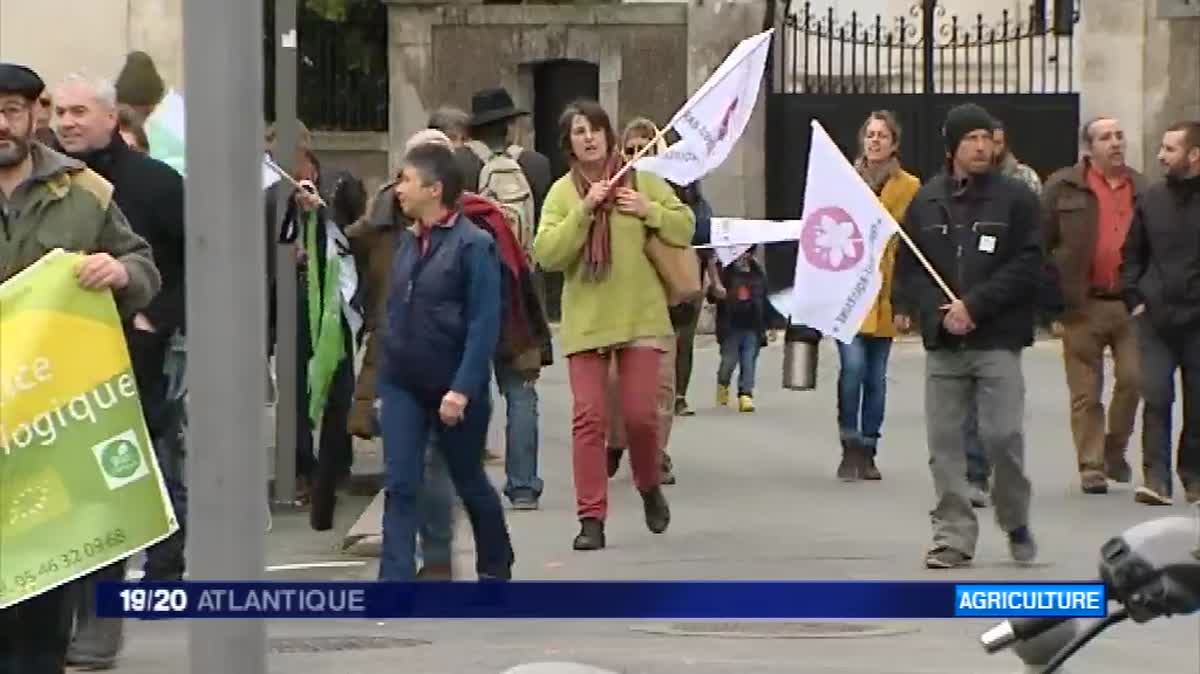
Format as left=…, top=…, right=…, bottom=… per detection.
left=184, top=0, right=267, bottom=670
left=272, top=0, right=299, bottom=506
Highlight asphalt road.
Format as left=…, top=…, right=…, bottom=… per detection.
left=108, top=336, right=1199, bottom=673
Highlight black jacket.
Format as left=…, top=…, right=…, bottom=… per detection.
left=70, top=133, right=186, bottom=335
left=1120, top=175, right=1200, bottom=334
left=892, top=171, right=1044, bottom=351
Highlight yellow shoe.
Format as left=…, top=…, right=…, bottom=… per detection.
left=716, top=384, right=730, bottom=407
left=738, top=394, right=755, bottom=412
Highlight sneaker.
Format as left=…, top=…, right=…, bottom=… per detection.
left=737, top=394, right=755, bottom=412
left=660, top=452, right=676, bottom=485
left=924, top=547, right=972, bottom=569
left=674, top=397, right=695, bottom=416
left=510, top=494, right=539, bottom=511
left=1080, top=471, right=1108, bottom=494
left=1008, top=526, right=1038, bottom=564
left=1186, top=483, right=1200, bottom=505
left=716, top=384, right=730, bottom=407
left=1135, top=483, right=1173, bottom=506
left=968, top=483, right=990, bottom=508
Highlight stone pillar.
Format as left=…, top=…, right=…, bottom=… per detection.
left=1080, top=0, right=1200, bottom=174
left=1141, top=8, right=1200, bottom=173
left=1078, top=0, right=1149, bottom=170
left=127, top=0, right=186, bottom=90
left=386, top=2, right=443, bottom=175
left=686, top=0, right=768, bottom=219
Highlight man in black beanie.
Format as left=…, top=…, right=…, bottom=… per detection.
left=892, top=102, right=1044, bottom=569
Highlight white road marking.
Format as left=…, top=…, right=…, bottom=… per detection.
left=125, top=560, right=368, bottom=580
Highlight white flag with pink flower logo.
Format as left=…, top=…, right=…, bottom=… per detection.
left=787, top=120, right=900, bottom=344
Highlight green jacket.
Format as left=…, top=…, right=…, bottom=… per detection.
left=0, top=144, right=160, bottom=317
left=533, top=170, right=694, bottom=356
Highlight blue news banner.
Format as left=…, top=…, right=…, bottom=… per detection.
left=95, top=581, right=1107, bottom=620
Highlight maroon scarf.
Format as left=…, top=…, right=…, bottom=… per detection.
left=572, top=152, right=630, bottom=281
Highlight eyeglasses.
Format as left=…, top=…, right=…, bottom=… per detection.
left=624, top=143, right=648, bottom=158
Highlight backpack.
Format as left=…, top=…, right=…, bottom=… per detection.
left=468, top=140, right=536, bottom=254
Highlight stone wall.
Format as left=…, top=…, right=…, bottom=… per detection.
left=1077, top=0, right=1200, bottom=174
left=386, top=1, right=689, bottom=176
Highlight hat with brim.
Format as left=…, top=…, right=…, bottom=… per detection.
left=470, top=87, right=527, bottom=128
left=0, top=63, right=45, bottom=101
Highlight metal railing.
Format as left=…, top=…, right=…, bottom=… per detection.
left=775, top=1, right=1079, bottom=96
left=264, top=0, right=389, bottom=131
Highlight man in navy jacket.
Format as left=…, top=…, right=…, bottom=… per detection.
left=376, top=141, right=514, bottom=581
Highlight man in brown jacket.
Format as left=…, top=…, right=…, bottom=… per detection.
left=1042, top=117, right=1147, bottom=494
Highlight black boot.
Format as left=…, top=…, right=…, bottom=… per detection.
left=640, top=487, right=670, bottom=534
left=607, top=446, right=624, bottom=478
left=573, top=518, right=606, bottom=550
left=309, top=478, right=337, bottom=531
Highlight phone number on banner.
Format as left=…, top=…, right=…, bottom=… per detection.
left=1, top=528, right=128, bottom=598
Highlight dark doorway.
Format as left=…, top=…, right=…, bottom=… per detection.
left=532, top=59, right=599, bottom=321
left=534, top=60, right=600, bottom=181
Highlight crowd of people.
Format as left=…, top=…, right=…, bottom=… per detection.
left=1, top=45, right=1199, bottom=672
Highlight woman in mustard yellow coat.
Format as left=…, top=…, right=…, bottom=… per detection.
left=835, top=111, right=920, bottom=482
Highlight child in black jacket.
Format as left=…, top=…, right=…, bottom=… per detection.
left=707, top=249, right=775, bottom=412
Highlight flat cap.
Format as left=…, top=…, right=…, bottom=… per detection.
left=0, top=63, right=44, bottom=100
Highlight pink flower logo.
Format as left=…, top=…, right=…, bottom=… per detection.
left=800, top=206, right=864, bottom=272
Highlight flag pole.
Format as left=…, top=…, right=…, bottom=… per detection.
left=893, top=225, right=959, bottom=302
left=611, top=123, right=673, bottom=184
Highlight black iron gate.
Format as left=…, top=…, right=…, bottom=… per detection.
left=765, top=0, right=1080, bottom=221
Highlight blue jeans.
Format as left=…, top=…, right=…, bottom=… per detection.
left=418, top=446, right=455, bottom=566
left=963, top=401, right=991, bottom=486
left=835, top=335, right=892, bottom=453
left=718, top=329, right=761, bottom=394
left=495, top=362, right=543, bottom=501
left=377, top=378, right=513, bottom=580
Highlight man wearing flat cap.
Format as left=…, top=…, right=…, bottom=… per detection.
left=0, top=62, right=160, bottom=674
left=892, top=102, right=1043, bottom=570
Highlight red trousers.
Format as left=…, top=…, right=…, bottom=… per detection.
left=568, top=347, right=662, bottom=520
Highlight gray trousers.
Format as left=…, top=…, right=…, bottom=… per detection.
left=926, top=349, right=1032, bottom=555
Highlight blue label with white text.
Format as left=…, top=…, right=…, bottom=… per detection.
left=954, top=584, right=1106, bottom=617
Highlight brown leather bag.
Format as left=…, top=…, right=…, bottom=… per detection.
left=645, top=234, right=702, bottom=306
left=631, top=169, right=702, bottom=305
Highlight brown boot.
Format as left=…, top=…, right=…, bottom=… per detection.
left=836, top=437, right=863, bottom=481
left=1104, top=438, right=1132, bottom=483
left=416, top=561, right=453, bottom=580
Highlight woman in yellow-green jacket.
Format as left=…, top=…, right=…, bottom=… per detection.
left=532, top=100, right=695, bottom=551
left=835, top=110, right=920, bottom=482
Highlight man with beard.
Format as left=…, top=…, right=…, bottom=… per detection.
left=892, top=103, right=1042, bottom=569
left=1120, top=120, right=1200, bottom=506
left=51, top=72, right=186, bottom=669
left=0, top=62, right=160, bottom=674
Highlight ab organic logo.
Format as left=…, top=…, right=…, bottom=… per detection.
left=92, top=430, right=149, bottom=490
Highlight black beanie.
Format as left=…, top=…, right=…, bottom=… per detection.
left=943, top=103, right=996, bottom=154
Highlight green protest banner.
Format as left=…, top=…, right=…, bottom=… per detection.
left=0, top=249, right=177, bottom=608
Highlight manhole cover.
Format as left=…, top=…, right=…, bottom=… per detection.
left=630, top=621, right=917, bottom=639
left=269, top=636, right=429, bottom=653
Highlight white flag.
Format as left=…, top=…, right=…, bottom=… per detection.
left=704, top=217, right=804, bottom=267
left=788, top=120, right=900, bottom=344
left=633, top=29, right=773, bottom=186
